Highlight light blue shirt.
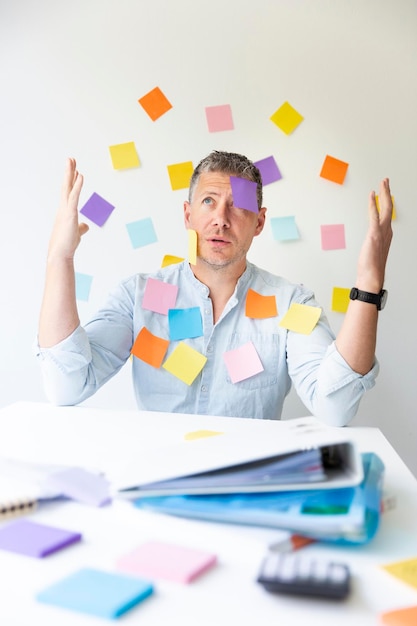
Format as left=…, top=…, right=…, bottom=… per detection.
left=35, top=261, right=378, bottom=426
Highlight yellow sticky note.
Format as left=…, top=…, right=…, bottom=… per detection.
left=376, top=194, right=397, bottom=220
left=167, top=161, right=194, bottom=190
left=163, top=342, right=207, bottom=385
left=332, top=287, right=350, bottom=313
left=382, top=556, right=417, bottom=591
left=161, top=254, right=185, bottom=268
left=184, top=430, right=223, bottom=441
left=270, top=101, right=304, bottom=135
left=279, top=303, right=322, bottom=335
left=188, top=229, right=197, bottom=265
left=109, top=142, right=140, bottom=170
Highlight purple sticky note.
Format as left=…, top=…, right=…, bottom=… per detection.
left=116, top=540, right=217, bottom=584
left=44, top=467, right=111, bottom=507
left=254, top=156, right=282, bottom=185
left=142, top=277, right=178, bottom=315
left=80, top=192, right=115, bottom=227
left=223, top=341, right=264, bottom=383
left=230, top=176, right=258, bottom=213
left=0, top=519, right=81, bottom=558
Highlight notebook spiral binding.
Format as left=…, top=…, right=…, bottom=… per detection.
left=0, top=498, right=37, bottom=520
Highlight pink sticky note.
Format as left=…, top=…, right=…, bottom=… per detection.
left=116, top=541, right=217, bottom=584
left=223, top=341, right=264, bottom=383
left=320, top=224, right=346, bottom=250
left=205, top=104, right=234, bottom=132
left=142, top=278, right=178, bottom=315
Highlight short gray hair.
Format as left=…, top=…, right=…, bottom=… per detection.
left=188, top=150, right=263, bottom=208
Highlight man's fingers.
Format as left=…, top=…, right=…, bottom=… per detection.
left=79, top=223, right=89, bottom=237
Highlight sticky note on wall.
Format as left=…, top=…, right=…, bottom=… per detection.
left=109, top=142, right=140, bottom=170
left=270, top=101, right=304, bottom=135
left=138, top=86, right=172, bottom=121
left=167, top=161, right=194, bottom=190
left=320, top=155, right=349, bottom=185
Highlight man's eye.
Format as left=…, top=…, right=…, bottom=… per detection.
left=203, top=197, right=213, bottom=205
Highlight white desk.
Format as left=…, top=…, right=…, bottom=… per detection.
left=0, top=401, right=416, bottom=626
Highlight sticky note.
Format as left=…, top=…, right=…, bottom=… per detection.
left=380, top=605, right=417, bottom=625
left=116, top=541, right=217, bottom=584
left=223, top=341, right=264, bottom=384
left=254, top=155, right=282, bottom=185
left=75, top=272, right=93, bottom=302
left=0, top=519, right=81, bottom=557
left=109, top=142, right=140, bottom=170
left=138, top=86, right=172, bottom=121
left=131, top=327, right=169, bottom=368
left=320, top=155, right=349, bottom=185
left=245, top=289, right=278, bottom=319
left=205, top=104, right=234, bottom=132
left=167, top=161, right=194, bottom=190
left=168, top=307, right=203, bottom=340
left=37, top=567, right=153, bottom=619
left=270, top=216, right=299, bottom=241
left=382, top=556, right=417, bottom=591
left=184, top=430, right=223, bottom=441
left=80, top=192, right=115, bottom=227
left=230, top=176, right=258, bottom=213
left=126, top=218, right=157, bottom=249
left=332, top=287, right=350, bottom=313
left=161, top=254, right=184, bottom=267
left=279, top=303, right=322, bottom=335
left=376, top=194, right=397, bottom=220
left=270, top=101, right=304, bottom=135
left=320, top=224, right=346, bottom=250
left=188, top=228, right=197, bottom=265
left=163, top=343, right=207, bottom=385
left=44, top=467, right=111, bottom=507
left=142, top=277, right=178, bottom=315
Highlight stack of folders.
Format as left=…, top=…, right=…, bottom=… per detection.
left=130, top=449, right=385, bottom=545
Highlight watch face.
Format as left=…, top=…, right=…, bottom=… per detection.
left=379, top=290, right=388, bottom=310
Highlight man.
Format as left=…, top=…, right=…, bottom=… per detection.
left=36, top=151, right=393, bottom=426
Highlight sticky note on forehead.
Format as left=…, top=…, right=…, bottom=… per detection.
left=229, top=176, right=258, bottom=213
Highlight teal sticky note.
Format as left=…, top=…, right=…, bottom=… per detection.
left=36, top=568, right=153, bottom=619
left=126, top=218, right=157, bottom=248
left=168, top=307, right=203, bottom=340
left=75, top=272, right=93, bottom=301
left=270, top=216, right=299, bottom=241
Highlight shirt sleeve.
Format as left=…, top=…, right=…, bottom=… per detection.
left=34, top=277, right=136, bottom=406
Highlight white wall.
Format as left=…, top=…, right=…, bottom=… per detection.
left=1, top=0, right=416, bottom=475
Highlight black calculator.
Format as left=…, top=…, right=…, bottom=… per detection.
left=257, top=552, right=351, bottom=600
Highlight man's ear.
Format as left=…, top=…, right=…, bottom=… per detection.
left=183, top=201, right=191, bottom=228
left=255, top=206, right=267, bottom=236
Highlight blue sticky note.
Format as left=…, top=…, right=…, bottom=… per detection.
left=230, top=176, right=258, bottom=213
left=75, top=272, right=93, bottom=302
left=270, top=216, right=300, bottom=241
left=0, top=519, right=81, bottom=558
left=254, top=156, right=282, bottom=185
left=36, top=568, right=153, bottom=619
left=126, top=218, right=157, bottom=249
left=168, top=307, right=203, bottom=340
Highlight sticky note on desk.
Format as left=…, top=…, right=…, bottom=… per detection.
left=0, top=519, right=81, bottom=557
left=116, top=540, right=217, bottom=583
left=37, top=568, right=153, bottom=619
left=382, top=556, right=417, bottom=590
left=380, top=605, right=417, bottom=625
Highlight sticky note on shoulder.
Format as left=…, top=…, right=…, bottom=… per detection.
left=37, top=568, right=153, bottom=619
left=116, top=540, right=217, bottom=583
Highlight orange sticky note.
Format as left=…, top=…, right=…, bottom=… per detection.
left=279, top=303, right=322, bottom=335
left=163, top=343, right=207, bottom=385
left=332, top=287, right=350, bottom=313
left=376, top=194, right=397, bottom=220
left=131, top=327, right=169, bottom=368
left=161, top=254, right=185, bottom=268
left=245, top=289, right=278, bottom=319
left=270, top=101, right=304, bottom=135
left=320, top=155, right=349, bottom=185
left=167, top=161, right=194, bottom=191
left=380, top=605, right=417, bottom=626
left=138, top=87, right=172, bottom=121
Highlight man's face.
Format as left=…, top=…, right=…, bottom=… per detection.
left=183, top=171, right=266, bottom=270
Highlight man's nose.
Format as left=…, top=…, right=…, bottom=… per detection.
left=212, top=202, right=231, bottom=228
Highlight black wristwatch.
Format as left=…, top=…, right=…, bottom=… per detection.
left=349, top=287, right=388, bottom=311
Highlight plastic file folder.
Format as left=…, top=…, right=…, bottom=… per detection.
left=133, top=453, right=384, bottom=545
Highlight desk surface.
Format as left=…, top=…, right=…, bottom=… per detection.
left=0, top=401, right=416, bottom=626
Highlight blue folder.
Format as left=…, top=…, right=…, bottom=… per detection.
left=133, top=453, right=384, bottom=545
